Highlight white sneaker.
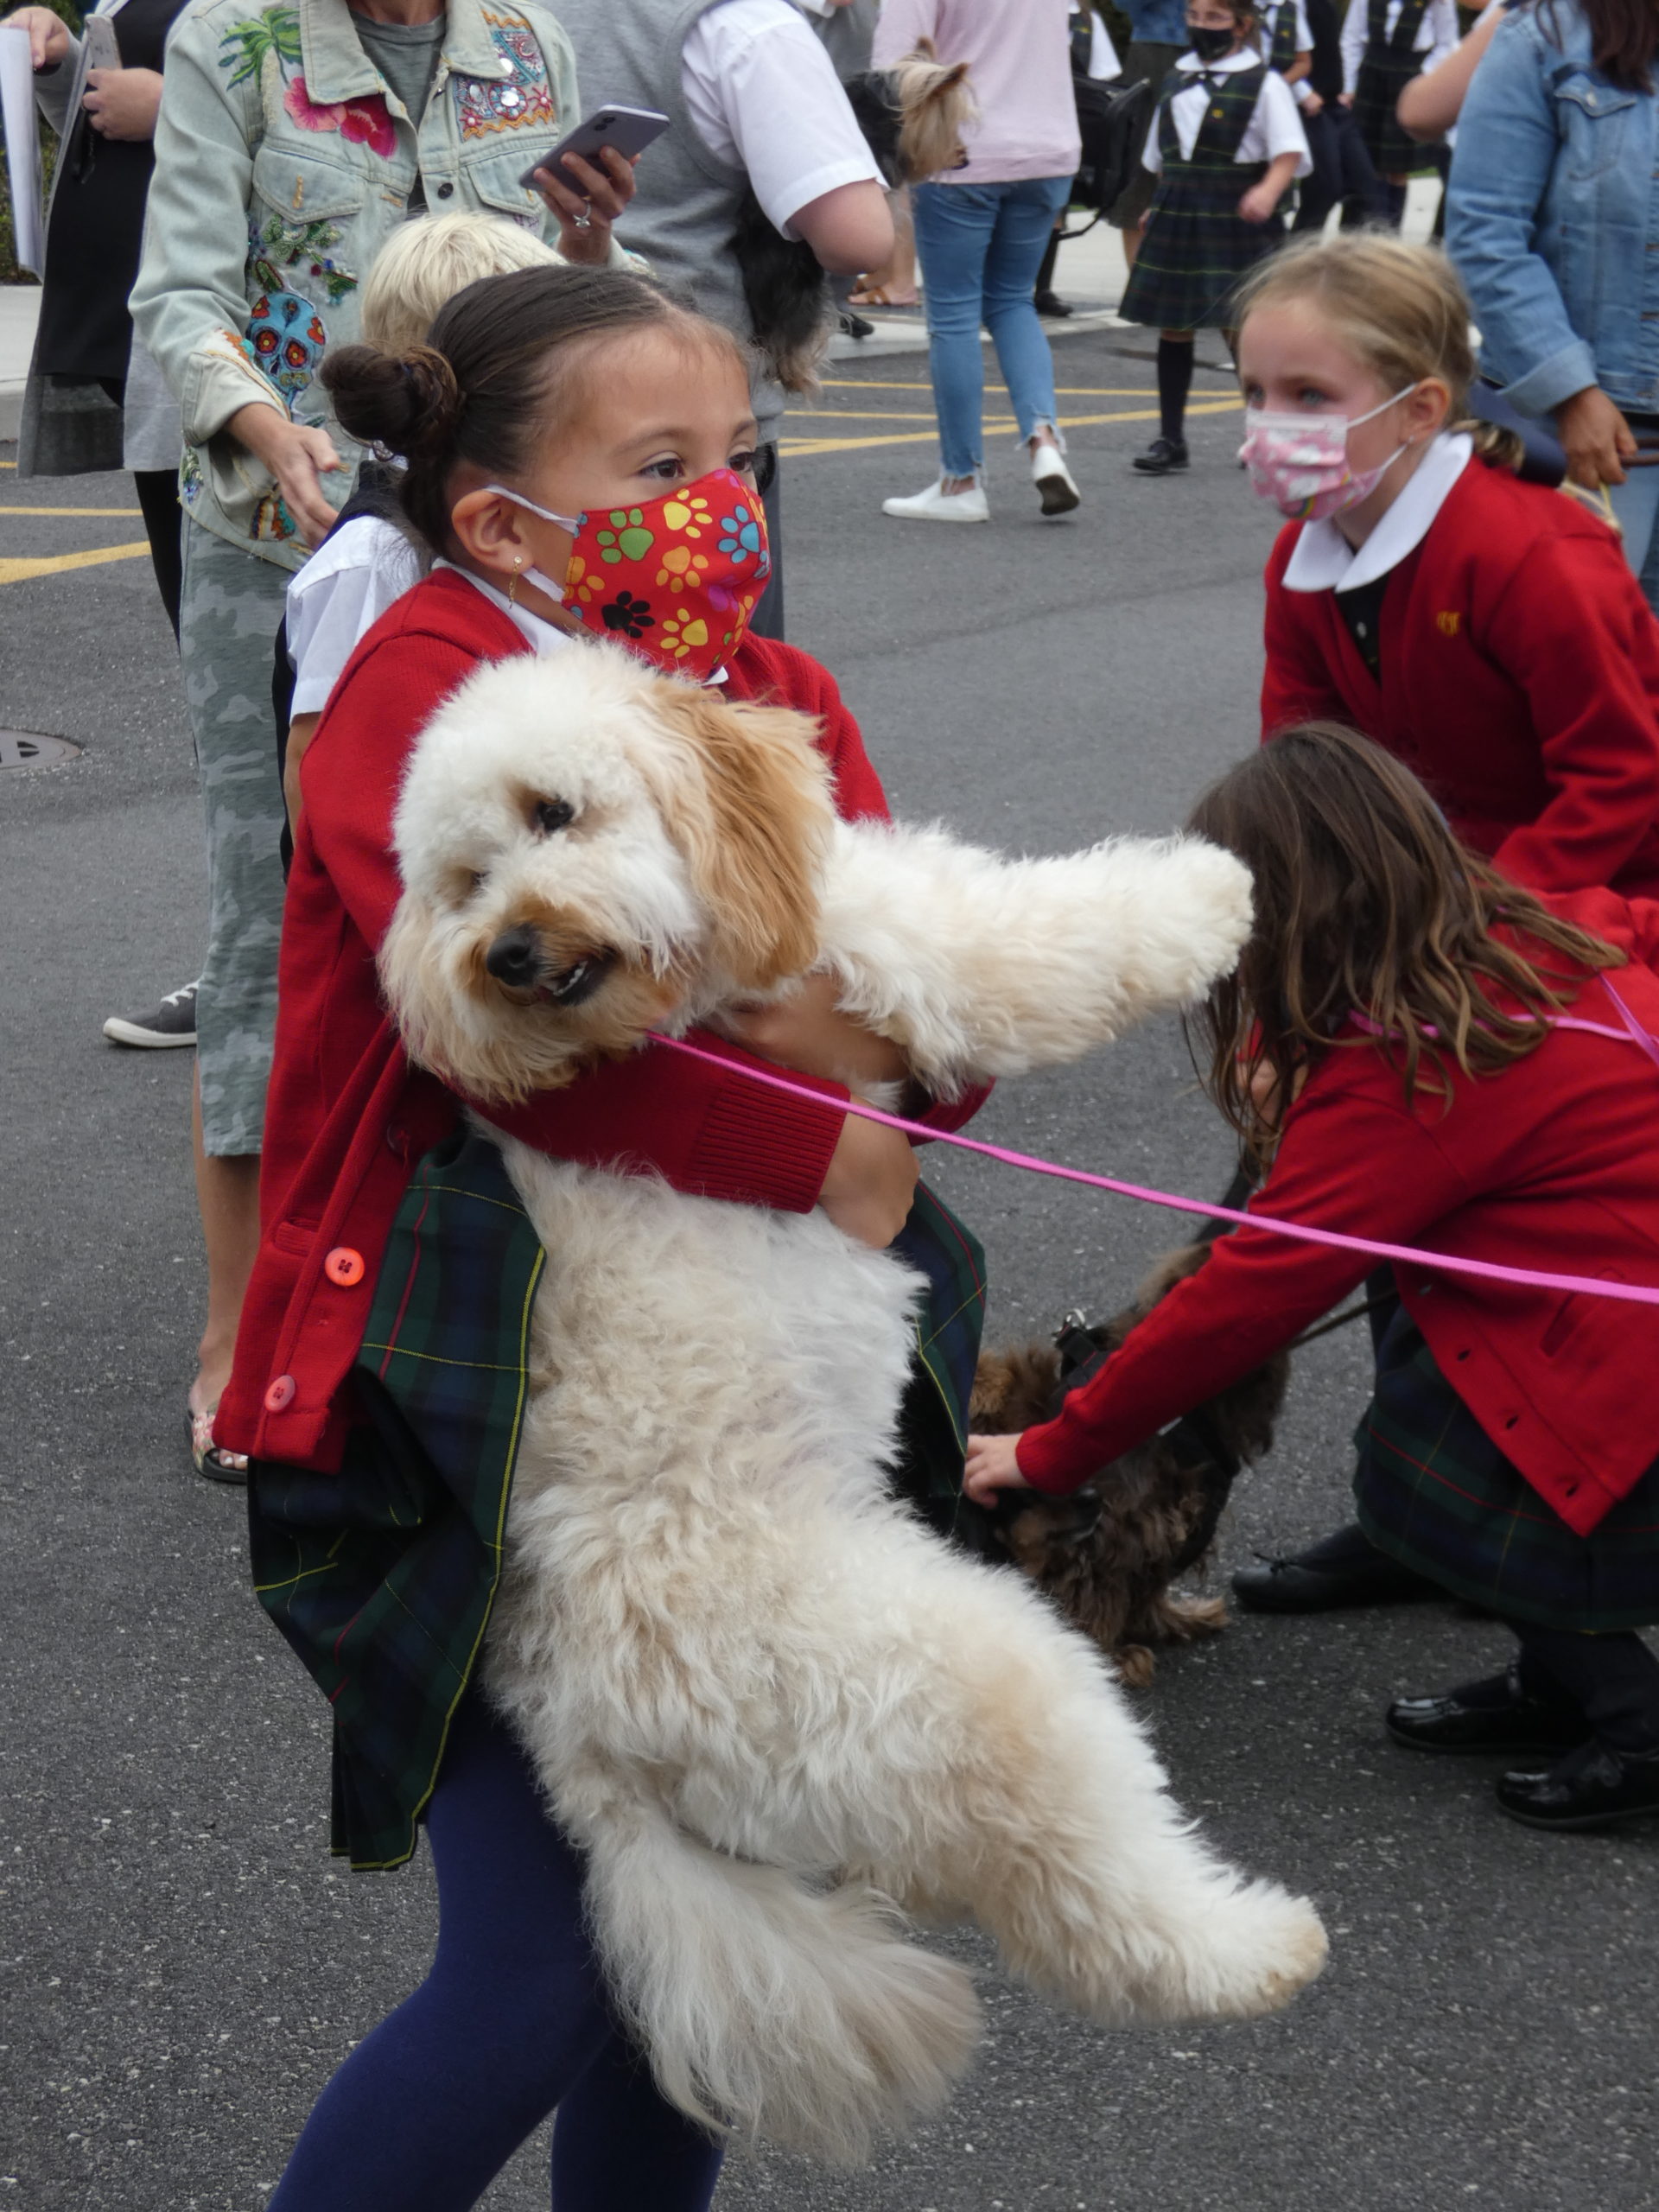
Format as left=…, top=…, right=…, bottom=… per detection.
left=1032, top=442, right=1080, bottom=517
left=881, top=477, right=990, bottom=524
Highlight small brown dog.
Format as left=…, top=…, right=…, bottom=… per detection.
left=970, top=1236, right=1290, bottom=1685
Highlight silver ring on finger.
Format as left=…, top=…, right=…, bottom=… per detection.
left=573, top=210, right=592, bottom=230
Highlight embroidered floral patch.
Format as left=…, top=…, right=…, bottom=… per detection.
left=454, top=11, right=555, bottom=138
left=249, top=215, right=359, bottom=305
left=253, top=488, right=301, bottom=541
left=180, top=446, right=203, bottom=506
left=218, top=5, right=302, bottom=89
left=283, top=74, right=398, bottom=158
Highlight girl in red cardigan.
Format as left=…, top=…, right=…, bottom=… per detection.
left=1229, top=230, right=1659, bottom=1613
left=1242, top=232, right=1659, bottom=902
left=967, top=728, right=1659, bottom=1836
left=240, top=264, right=984, bottom=2211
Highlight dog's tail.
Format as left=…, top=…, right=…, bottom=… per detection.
left=580, top=1777, right=981, bottom=2164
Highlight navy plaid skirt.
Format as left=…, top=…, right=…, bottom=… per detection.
left=1119, top=164, right=1284, bottom=333
left=251, top=1131, right=986, bottom=1870
left=1354, top=1304, right=1659, bottom=1632
left=1351, top=48, right=1424, bottom=177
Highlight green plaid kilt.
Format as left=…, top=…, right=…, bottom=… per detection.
left=249, top=1130, right=986, bottom=1871
left=1351, top=31, right=1427, bottom=175
left=1354, top=1306, right=1659, bottom=1632
left=1120, top=67, right=1283, bottom=334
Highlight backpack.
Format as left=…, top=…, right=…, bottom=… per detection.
left=1065, top=8, right=1157, bottom=231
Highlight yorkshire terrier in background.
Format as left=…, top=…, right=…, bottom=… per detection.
left=734, top=41, right=976, bottom=395
left=971, top=1230, right=1291, bottom=1685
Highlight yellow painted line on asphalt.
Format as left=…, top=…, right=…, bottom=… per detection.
left=0, top=504, right=143, bottom=517
left=783, top=396, right=1241, bottom=459
left=0, top=541, right=150, bottom=586
left=817, top=379, right=1166, bottom=397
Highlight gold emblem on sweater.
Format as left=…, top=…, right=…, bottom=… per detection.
left=1436, top=610, right=1462, bottom=637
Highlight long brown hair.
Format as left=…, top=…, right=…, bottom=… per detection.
left=1539, top=0, right=1659, bottom=92
left=1185, top=727, right=1626, bottom=1166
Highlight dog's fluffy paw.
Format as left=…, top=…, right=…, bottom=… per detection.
left=1137, top=1880, right=1329, bottom=2024
left=1156, top=839, right=1255, bottom=1003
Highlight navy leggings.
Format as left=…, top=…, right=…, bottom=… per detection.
left=267, top=1697, right=725, bottom=2211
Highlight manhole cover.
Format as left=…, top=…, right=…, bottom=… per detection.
left=0, top=730, right=82, bottom=771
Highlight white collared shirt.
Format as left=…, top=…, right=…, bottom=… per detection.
left=1143, top=49, right=1312, bottom=175
left=439, top=560, right=578, bottom=656
left=1339, top=0, right=1460, bottom=97
left=441, top=562, right=731, bottom=682
left=1281, top=431, right=1473, bottom=594
left=682, top=0, right=884, bottom=238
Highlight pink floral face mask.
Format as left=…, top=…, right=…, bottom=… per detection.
left=1237, top=385, right=1419, bottom=522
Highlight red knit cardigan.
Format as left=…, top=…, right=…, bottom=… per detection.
left=219, top=570, right=979, bottom=1471
left=1017, top=887, right=1659, bottom=1538
left=1262, top=459, right=1659, bottom=899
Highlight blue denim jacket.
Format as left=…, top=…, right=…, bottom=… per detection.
left=1446, top=1, right=1659, bottom=417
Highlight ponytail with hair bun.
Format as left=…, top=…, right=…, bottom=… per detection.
left=325, top=343, right=461, bottom=461
left=321, top=263, right=745, bottom=556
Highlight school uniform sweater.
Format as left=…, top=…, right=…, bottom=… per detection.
left=1262, top=454, right=1659, bottom=899
left=218, top=567, right=980, bottom=1472
left=1016, top=886, right=1659, bottom=1536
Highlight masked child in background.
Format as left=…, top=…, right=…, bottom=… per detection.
left=1120, top=0, right=1309, bottom=476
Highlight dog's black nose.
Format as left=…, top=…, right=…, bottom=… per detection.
left=485, top=925, right=541, bottom=988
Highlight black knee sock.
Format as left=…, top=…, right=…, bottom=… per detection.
left=1157, top=336, right=1194, bottom=445
left=1513, top=1624, right=1659, bottom=1753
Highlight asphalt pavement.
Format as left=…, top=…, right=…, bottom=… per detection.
left=3, top=328, right=1656, bottom=2212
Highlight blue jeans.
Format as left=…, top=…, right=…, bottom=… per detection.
left=911, top=175, right=1074, bottom=479
left=266, top=1697, right=724, bottom=2211
left=1609, top=461, right=1659, bottom=615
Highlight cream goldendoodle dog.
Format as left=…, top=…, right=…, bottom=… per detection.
left=382, top=645, right=1326, bottom=2164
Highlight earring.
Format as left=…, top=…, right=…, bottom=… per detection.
left=509, top=555, right=524, bottom=607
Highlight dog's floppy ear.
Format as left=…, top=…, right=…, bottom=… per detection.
left=645, top=683, right=833, bottom=993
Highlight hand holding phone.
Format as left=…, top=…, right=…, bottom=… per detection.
left=517, top=105, right=669, bottom=194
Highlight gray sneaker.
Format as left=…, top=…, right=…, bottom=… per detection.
left=102, top=980, right=200, bottom=1049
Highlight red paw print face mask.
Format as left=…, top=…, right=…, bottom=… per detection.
left=491, top=468, right=772, bottom=684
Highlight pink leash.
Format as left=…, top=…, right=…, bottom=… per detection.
left=647, top=1009, right=1659, bottom=1311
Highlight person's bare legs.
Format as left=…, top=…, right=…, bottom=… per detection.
left=190, top=1063, right=261, bottom=1434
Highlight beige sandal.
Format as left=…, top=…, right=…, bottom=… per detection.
left=849, top=283, right=918, bottom=308
left=188, top=1397, right=250, bottom=1485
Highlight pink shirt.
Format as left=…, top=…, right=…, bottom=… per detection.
left=872, top=0, right=1082, bottom=185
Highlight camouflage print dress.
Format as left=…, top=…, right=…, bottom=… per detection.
left=130, top=0, right=582, bottom=1150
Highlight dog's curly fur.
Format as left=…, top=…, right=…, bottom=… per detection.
left=382, top=644, right=1325, bottom=2164
left=971, top=1236, right=1291, bottom=1686
left=734, top=41, right=976, bottom=394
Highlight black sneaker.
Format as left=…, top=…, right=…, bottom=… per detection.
left=102, top=980, right=200, bottom=1049
left=838, top=309, right=875, bottom=341
left=1132, top=436, right=1189, bottom=475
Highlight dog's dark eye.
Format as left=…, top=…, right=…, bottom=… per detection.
left=535, top=798, right=575, bottom=836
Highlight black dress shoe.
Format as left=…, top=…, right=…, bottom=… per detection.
left=1034, top=289, right=1074, bottom=317
left=1232, top=1548, right=1440, bottom=1614
left=1131, top=435, right=1188, bottom=475
left=1386, top=1669, right=1590, bottom=1756
left=1497, top=1738, right=1659, bottom=1831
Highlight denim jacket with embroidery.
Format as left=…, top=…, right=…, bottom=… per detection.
left=1446, top=0, right=1659, bottom=419
left=130, top=0, right=581, bottom=568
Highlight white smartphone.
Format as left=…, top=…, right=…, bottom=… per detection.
left=517, top=105, right=670, bottom=194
